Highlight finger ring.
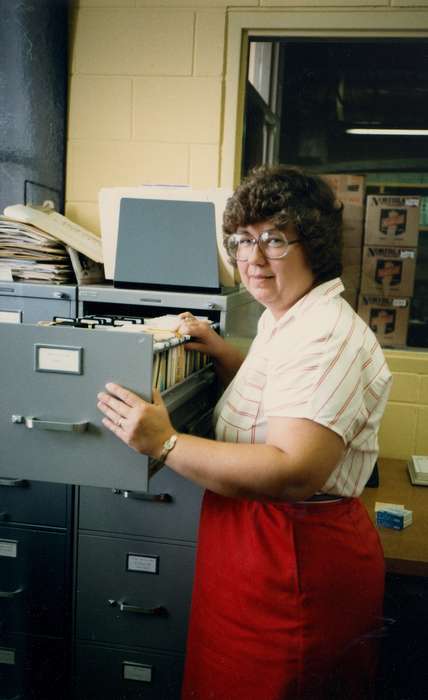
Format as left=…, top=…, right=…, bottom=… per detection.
left=117, top=417, right=122, bottom=428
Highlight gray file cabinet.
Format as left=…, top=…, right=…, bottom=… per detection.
left=0, top=283, right=76, bottom=700
left=0, top=281, right=77, bottom=324
left=0, top=284, right=260, bottom=699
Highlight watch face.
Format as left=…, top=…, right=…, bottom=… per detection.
left=165, top=435, right=177, bottom=449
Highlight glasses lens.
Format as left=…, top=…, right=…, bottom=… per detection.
left=226, top=234, right=253, bottom=261
left=226, top=231, right=290, bottom=260
left=259, top=231, right=289, bottom=259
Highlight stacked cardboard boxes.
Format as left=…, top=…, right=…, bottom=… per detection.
left=358, top=195, right=420, bottom=348
left=322, top=174, right=365, bottom=310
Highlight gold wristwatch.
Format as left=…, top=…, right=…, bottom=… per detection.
left=157, top=434, right=178, bottom=466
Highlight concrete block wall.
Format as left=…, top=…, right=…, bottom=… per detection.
left=67, top=0, right=428, bottom=461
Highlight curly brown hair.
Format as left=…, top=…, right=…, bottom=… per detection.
left=223, top=165, right=343, bottom=284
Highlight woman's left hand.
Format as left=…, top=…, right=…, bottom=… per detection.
left=97, top=383, right=175, bottom=458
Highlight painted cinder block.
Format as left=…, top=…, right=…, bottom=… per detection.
left=68, top=76, right=132, bottom=140
left=415, top=406, right=428, bottom=455
left=133, top=77, right=222, bottom=143
left=194, top=11, right=226, bottom=76
left=189, top=144, right=220, bottom=188
left=388, top=373, right=420, bottom=404
left=378, top=402, right=418, bottom=460
left=66, top=140, right=189, bottom=201
left=73, top=8, right=194, bottom=76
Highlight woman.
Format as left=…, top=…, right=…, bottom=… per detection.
left=97, top=166, right=392, bottom=700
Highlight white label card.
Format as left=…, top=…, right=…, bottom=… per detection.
left=123, top=662, right=152, bottom=683
left=392, top=299, right=408, bottom=307
left=35, top=345, right=82, bottom=374
left=0, top=647, right=15, bottom=665
left=127, top=553, right=159, bottom=574
left=0, top=310, right=21, bottom=323
left=0, top=539, right=17, bottom=558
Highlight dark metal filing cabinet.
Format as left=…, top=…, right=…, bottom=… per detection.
left=74, top=641, right=184, bottom=700
left=0, top=525, right=69, bottom=637
left=70, top=287, right=258, bottom=699
left=0, top=633, right=69, bottom=700
left=0, top=283, right=77, bottom=700
left=79, top=469, right=203, bottom=543
left=76, top=533, right=195, bottom=651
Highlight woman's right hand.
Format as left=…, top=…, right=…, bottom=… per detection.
left=178, top=312, right=225, bottom=358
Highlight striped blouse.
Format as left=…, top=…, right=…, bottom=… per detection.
left=214, top=278, right=392, bottom=498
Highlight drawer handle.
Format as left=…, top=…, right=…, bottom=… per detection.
left=112, top=488, right=173, bottom=504
left=11, top=415, right=89, bottom=433
left=108, top=599, right=168, bottom=617
left=0, top=478, right=28, bottom=488
left=0, top=586, right=24, bottom=599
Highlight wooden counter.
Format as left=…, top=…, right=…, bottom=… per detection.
left=360, top=458, right=428, bottom=577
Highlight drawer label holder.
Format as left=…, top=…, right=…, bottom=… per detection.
left=123, top=661, right=153, bottom=683
left=127, top=553, right=159, bottom=575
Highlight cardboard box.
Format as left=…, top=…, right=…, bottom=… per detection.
left=357, top=294, right=410, bottom=348
left=322, top=174, right=365, bottom=207
left=322, top=174, right=365, bottom=247
left=361, top=246, right=417, bottom=297
left=342, top=207, right=364, bottom=248
left=364, top=195, right=420, bottom=247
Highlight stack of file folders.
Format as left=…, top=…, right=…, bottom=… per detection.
left=43, top=313, right=213, bottom=392
left=0, top=216, right=75, bottom=283
left=408, top=455, right=428, bottom=486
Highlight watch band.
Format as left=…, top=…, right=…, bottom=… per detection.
left=155, top=434, right=178, bottom=468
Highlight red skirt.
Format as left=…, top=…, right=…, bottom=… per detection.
left=182, top=492, right=385, bottom=700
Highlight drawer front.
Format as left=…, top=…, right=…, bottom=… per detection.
left=0, top=633, right=68, bottom=700
left=76, top=534, right=195, bottom=652
left=74, top=641, right=183, bottom=700
left=0, top=324, right=152, bottom=491
left=0, top=479, right=71, bottom=528
left=0, top=295, right=76, bottom=324
left=79, top=470, right=203, bottom=542
left=0, top=527, right=69, bottom=637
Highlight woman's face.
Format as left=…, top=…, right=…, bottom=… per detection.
left=235, top=221, right=315, bottom=319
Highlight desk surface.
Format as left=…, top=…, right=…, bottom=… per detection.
left=361, top=458, right=428, bottom=577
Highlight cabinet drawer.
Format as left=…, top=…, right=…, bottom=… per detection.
left=0, top=633, right=68, bottom=700
left=79, top=470, right=202, bottom=542
left=74, top=641, right=183, bottom=700
left=0, top=526, right=69, bottom=637
left=76, top=533, right=195, bottom=652
left=0, top=479, right=71, bottom=528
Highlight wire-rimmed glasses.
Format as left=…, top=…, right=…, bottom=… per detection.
left=225, top=230, right=300, bottom=262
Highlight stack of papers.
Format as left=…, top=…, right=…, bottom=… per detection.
left=408, top=455, right=428, bottom=486
left=0, top=217, right=74, bottom=284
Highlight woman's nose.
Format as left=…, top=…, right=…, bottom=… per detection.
left=248, top=240, right=265, bottom=263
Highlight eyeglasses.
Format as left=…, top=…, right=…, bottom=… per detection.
left=225, top=230, right=300, bottom=262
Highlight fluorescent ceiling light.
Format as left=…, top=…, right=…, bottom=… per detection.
left=346, top=128, right=428, bottom=136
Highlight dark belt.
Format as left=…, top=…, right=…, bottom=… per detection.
left=303, top=493, right=344, bottom=503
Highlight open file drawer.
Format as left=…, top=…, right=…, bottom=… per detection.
left=0, top=323, right=215, bottom=492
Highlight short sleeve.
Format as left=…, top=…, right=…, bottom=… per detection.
left=264, top=305, right=391, bottom=445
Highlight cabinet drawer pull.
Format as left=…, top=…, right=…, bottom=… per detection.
left=0, top=478, right=28, bottom=488
left=12, top=415, right=89, bottom=432
left=108, top=599, right=168, bottom=616
left=0, top=586, right=24, bottom=599
left=112, top=488, right=173, bottom=504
